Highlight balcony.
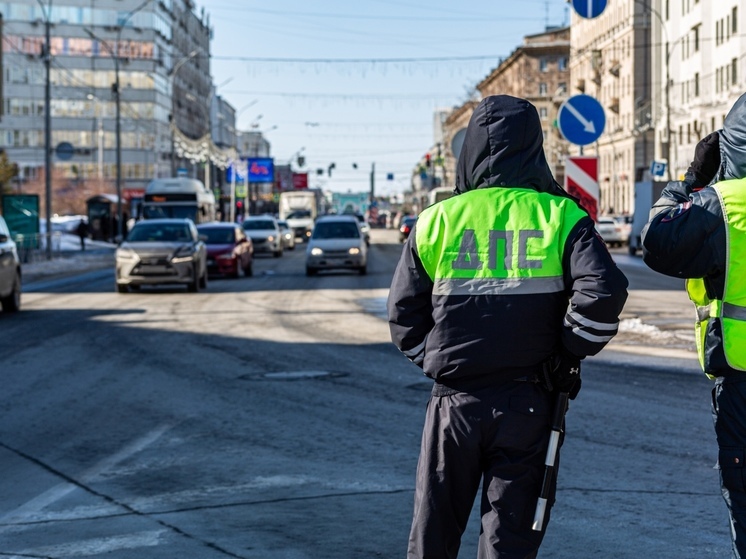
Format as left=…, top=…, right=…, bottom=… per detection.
left=609, top=97, right=620, bottom=113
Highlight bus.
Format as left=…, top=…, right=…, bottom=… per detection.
left=141, top=178, right=216, bottom=224
left=427, top=186, right=454, bottom=207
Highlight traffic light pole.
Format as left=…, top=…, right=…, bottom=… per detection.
left=42, top=3, right=52, bottom=259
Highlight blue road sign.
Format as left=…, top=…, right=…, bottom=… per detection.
left=572, top=0, right=608, bottom=19
left=55, top=142, right=74, bottom=161
left=650, top=161, right=667, bottom=177
left=558, top=95, right=606, bottom=146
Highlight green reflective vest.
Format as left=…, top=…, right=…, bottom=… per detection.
left=415, top=188, right=588, bottom=296
left=686, top=178, right=746, bottom=376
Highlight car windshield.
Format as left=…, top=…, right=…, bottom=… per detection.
left=277, top=221, right=289, bottom=229
left=127, top=223, right=192, bottom=242
left=199, top=227, right=235, bottom=244
left=313, top=221, right=360, bottom=240
left=403, top=217, right=417, bottom=226
left=243, top=220, right=275, bottom=230
left=287, top=210, right=311, bottom=219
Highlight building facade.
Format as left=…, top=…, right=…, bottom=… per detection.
left=0, top=0, right=213, bottom=201
left=569, top=1, right=655, bottom=216
left=652, top=0, right=745, bottom=181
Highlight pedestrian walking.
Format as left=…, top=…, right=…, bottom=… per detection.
left=642, top=92, right=746, bottom=558
left=387, top=95, right=629, bottom=559
left=75, top=218, right=89, bottom=251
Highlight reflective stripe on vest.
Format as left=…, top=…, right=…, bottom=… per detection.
left=415, top=188, right=587, bottom=294
left=686, top=178, right=746, bottom=373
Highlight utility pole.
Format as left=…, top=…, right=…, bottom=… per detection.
left=41, top=1, right=52, bottom=259
left=369, top=162, right=375, bottom=207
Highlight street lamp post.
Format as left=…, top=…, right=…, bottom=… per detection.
left=169, top=49, right=200, bottom=176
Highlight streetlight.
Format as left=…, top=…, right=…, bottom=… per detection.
left=85, top=0, right=151, bottom=241
left=169, top=49, right=200, bottom=175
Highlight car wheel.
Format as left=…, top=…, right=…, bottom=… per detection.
left=116, top=284, right=129, bottom=294
left=243, top=261, right=253, bottom=277
left=306, top=266, right=317, bottom=276
left=1, top=272, right=21, bottom=312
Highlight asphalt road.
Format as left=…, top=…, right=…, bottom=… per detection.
left=0, top=229, right=733, bottom=558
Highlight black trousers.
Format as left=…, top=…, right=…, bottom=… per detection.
left=712, top=377, right=746, bottom=559
left=408, top=380, right=558, bottom=559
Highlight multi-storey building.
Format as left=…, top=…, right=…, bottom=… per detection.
left=434, top=26, right=571, bottom=197
left=569, top=1, right=655, bottom=216
left=652, top=0, right=744, bottom=180
left=0, top=0, right=213, bottom=202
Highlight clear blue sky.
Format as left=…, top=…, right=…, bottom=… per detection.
left=197, top=1, right=570, bottom=195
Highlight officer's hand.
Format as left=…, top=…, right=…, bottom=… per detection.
left=551, top=348, right=582, bottom=400
left=685, top=132, right=720, bottom=189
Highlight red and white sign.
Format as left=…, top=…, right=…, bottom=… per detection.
left=564, top=156, right=599, bottom=221
left=292, top=172, right=308, bottom=190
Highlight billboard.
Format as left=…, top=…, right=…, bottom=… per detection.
left=292, top=172, right=308, bottom=189
left=226, top=158, right=276, bottom=184
left=2, top=194, right=40, bottom=248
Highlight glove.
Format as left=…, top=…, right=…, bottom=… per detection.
left=542, top=348, right=582, bottom=400
left=685, top=132, right=720, bottom=189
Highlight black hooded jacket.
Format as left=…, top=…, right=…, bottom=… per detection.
left=642, top=93, right=746, bottom=376
left=387, top=95, right=628, bottom=392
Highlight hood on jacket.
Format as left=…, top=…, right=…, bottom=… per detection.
left=454, top=95, right=563, bottom=195
left=719, top=92, right=746, bottom=181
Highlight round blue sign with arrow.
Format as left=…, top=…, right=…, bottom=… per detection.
left=572, top=0, right=608, bottom=19
left=558, top=94, right=606, bottom=146
left=55, top=141, right=75, bottom=161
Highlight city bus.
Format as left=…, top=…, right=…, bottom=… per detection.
left=141, top=178, right=216, bottom=224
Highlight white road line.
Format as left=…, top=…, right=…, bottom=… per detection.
left=9, top=529, right=167, bottom=558
left=0, top=423, right=173, bottom=527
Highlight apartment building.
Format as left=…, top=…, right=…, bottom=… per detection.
left=652, top=0, right=744, bottom=180
left=0, top=0, right=213, bottom=196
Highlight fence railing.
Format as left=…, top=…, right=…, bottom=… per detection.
left=13, top=233, right=65, bottom=263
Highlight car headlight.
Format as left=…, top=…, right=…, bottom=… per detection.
left=348, top=247, right=360, bottom=255
left=311, top=247, right=323, bottom=256
left=116, top=248, right=137, bottom=261
left=171, top=245, right=195, bottom=263
left=267, top=235, right=275, bottom=242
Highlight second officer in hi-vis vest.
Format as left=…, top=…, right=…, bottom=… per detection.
left=642, top=92, right=746, bottom=559
left=388, top=95, right=629, bottom=559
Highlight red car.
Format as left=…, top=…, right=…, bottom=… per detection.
left=197, top=223, right=254, bottom=278
left=399, top=216, right=418, bottom=243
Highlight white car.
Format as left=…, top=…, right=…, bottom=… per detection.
left=596, top=216, right=630, bottom=247
left=115, top=218, right=208, bottom=293
left=0, top=216, right=21, bottom=312
left=242, top=215, right=283, bottom=257
left=306, top=215, right=367, bottom=276
left=277, top=219, right=296, bottom=250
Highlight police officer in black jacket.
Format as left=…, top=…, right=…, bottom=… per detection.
left=388, top=95, right=628, bottom=559
left=642, top=92, right=746, bottom=558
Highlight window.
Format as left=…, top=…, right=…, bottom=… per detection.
left=539, top=82, right=547, bottom=95
left=558, top=57, right=567, bottom=71
left=733, top=58, right=738, bottom=85
left=539, top=58, right=548, bottom=72
left=693, top=25, right=700, bottom=52
left=694, top=72, right=700, bottom=96
left=734, top=6, right=739, bottom=34
left=539, top=107, right=548, bottom=120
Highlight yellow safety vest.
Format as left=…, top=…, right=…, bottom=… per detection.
left=686, top=178, right=746, bottom=376
left=415, top=188, right=588, bottom=295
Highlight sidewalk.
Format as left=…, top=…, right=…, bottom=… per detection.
left=21, top=246, right=115, bottom=284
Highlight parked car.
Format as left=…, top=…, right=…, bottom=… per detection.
left=197, top=222, right=253, bottom=278
left=596, top=216, right=629, bottom=247
left=0, top=216, right=21, bottom=312
left=306, top=215, right=368, bottom=276
left=277, top=219, right=296, bottom=251
left=399, top=216, right=418, bottom=243
left=115, top=218, right=208, bottom=293
left=242, top=215, right=283, bottom=257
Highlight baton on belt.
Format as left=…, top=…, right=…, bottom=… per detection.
left=531, top=390, right=569, bottom=532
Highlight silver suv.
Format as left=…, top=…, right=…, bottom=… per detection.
left=0, top=216, right=21, bottom=312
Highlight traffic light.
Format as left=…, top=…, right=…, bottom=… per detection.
left=425, top=153, right=432, bottom=168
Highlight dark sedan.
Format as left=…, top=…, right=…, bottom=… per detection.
left=197, top=223, right=254, bottom=278
left=399, top=216, right=418, bottom=243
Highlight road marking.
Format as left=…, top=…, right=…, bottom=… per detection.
left=8, top=530, right=167, bottom=558
left=0, top=424, right=172, bottom=527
